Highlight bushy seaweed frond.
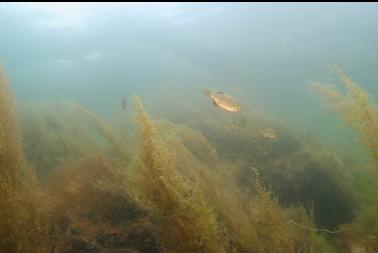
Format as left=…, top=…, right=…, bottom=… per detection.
left=152, top=115, right=324, bottom=253
left=174, top=124, right=219, bottom=166
left=164, top=128, right=259, bottom=252
left=47, top=154, right=157, bottom=253
left=313, top=66, right=378, bottom=251
left=20, top=102, right=100, bottom=179
left=67, top=100, right=130, bottom=162
left=251, top=168, right=297, bottom=252
left=132, top=96, right=225, bottom=253
left=0, top=65, right=23, bottom=178
left=312, top=66, right=378, bottom=165
left=0, top=65, right=50, bottom=253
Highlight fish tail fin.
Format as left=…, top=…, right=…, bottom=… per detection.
left=203, top=89, right=212, bottom=97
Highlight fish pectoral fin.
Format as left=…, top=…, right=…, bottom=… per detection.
left=216, top=91, right=224, bottom=94
left=212, top=100, right=218, bottom=106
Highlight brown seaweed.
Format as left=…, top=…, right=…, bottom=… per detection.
left=0, top=65, right=50, bottom=253
left=132, top=96, right=225, bottom=253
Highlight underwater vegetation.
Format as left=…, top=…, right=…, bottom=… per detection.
left=131, top=96, right=225, bottom=253
left=313, top=66, right=378, bottom=252
left=20, top=102, right=100, bottom=180
left=131, top=97, right=335, bottom=253
left=47, top=154, right=159, bottom=253
left=0, top=63, right=369, bottom=253
left=20, top=100, right=132, bottom=181
left=148, top=87, right=357, bottom=230
left=312, top=66, right=378, bottom=171
left=67, top=101, right=131, bottom=162
left=0, top=66, right=49, bottom=253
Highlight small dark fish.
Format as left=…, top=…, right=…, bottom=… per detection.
left=121, top=97, right=127, bottom=111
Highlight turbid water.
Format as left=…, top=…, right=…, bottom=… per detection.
left=0, top=3, right=377, bottom=253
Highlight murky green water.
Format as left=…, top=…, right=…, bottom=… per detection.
left=0, top=3, right=377, bottom=253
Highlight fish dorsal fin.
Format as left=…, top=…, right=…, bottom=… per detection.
left=224, top=94, right=234, bottom=99
left=216, top=91, right=224, bottom=95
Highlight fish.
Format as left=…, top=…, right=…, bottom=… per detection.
left=203, top=89, right=241, bottom=112
left=121, top=97, right=127, bottom=111
left=259, top=127, right=277, bottom=139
